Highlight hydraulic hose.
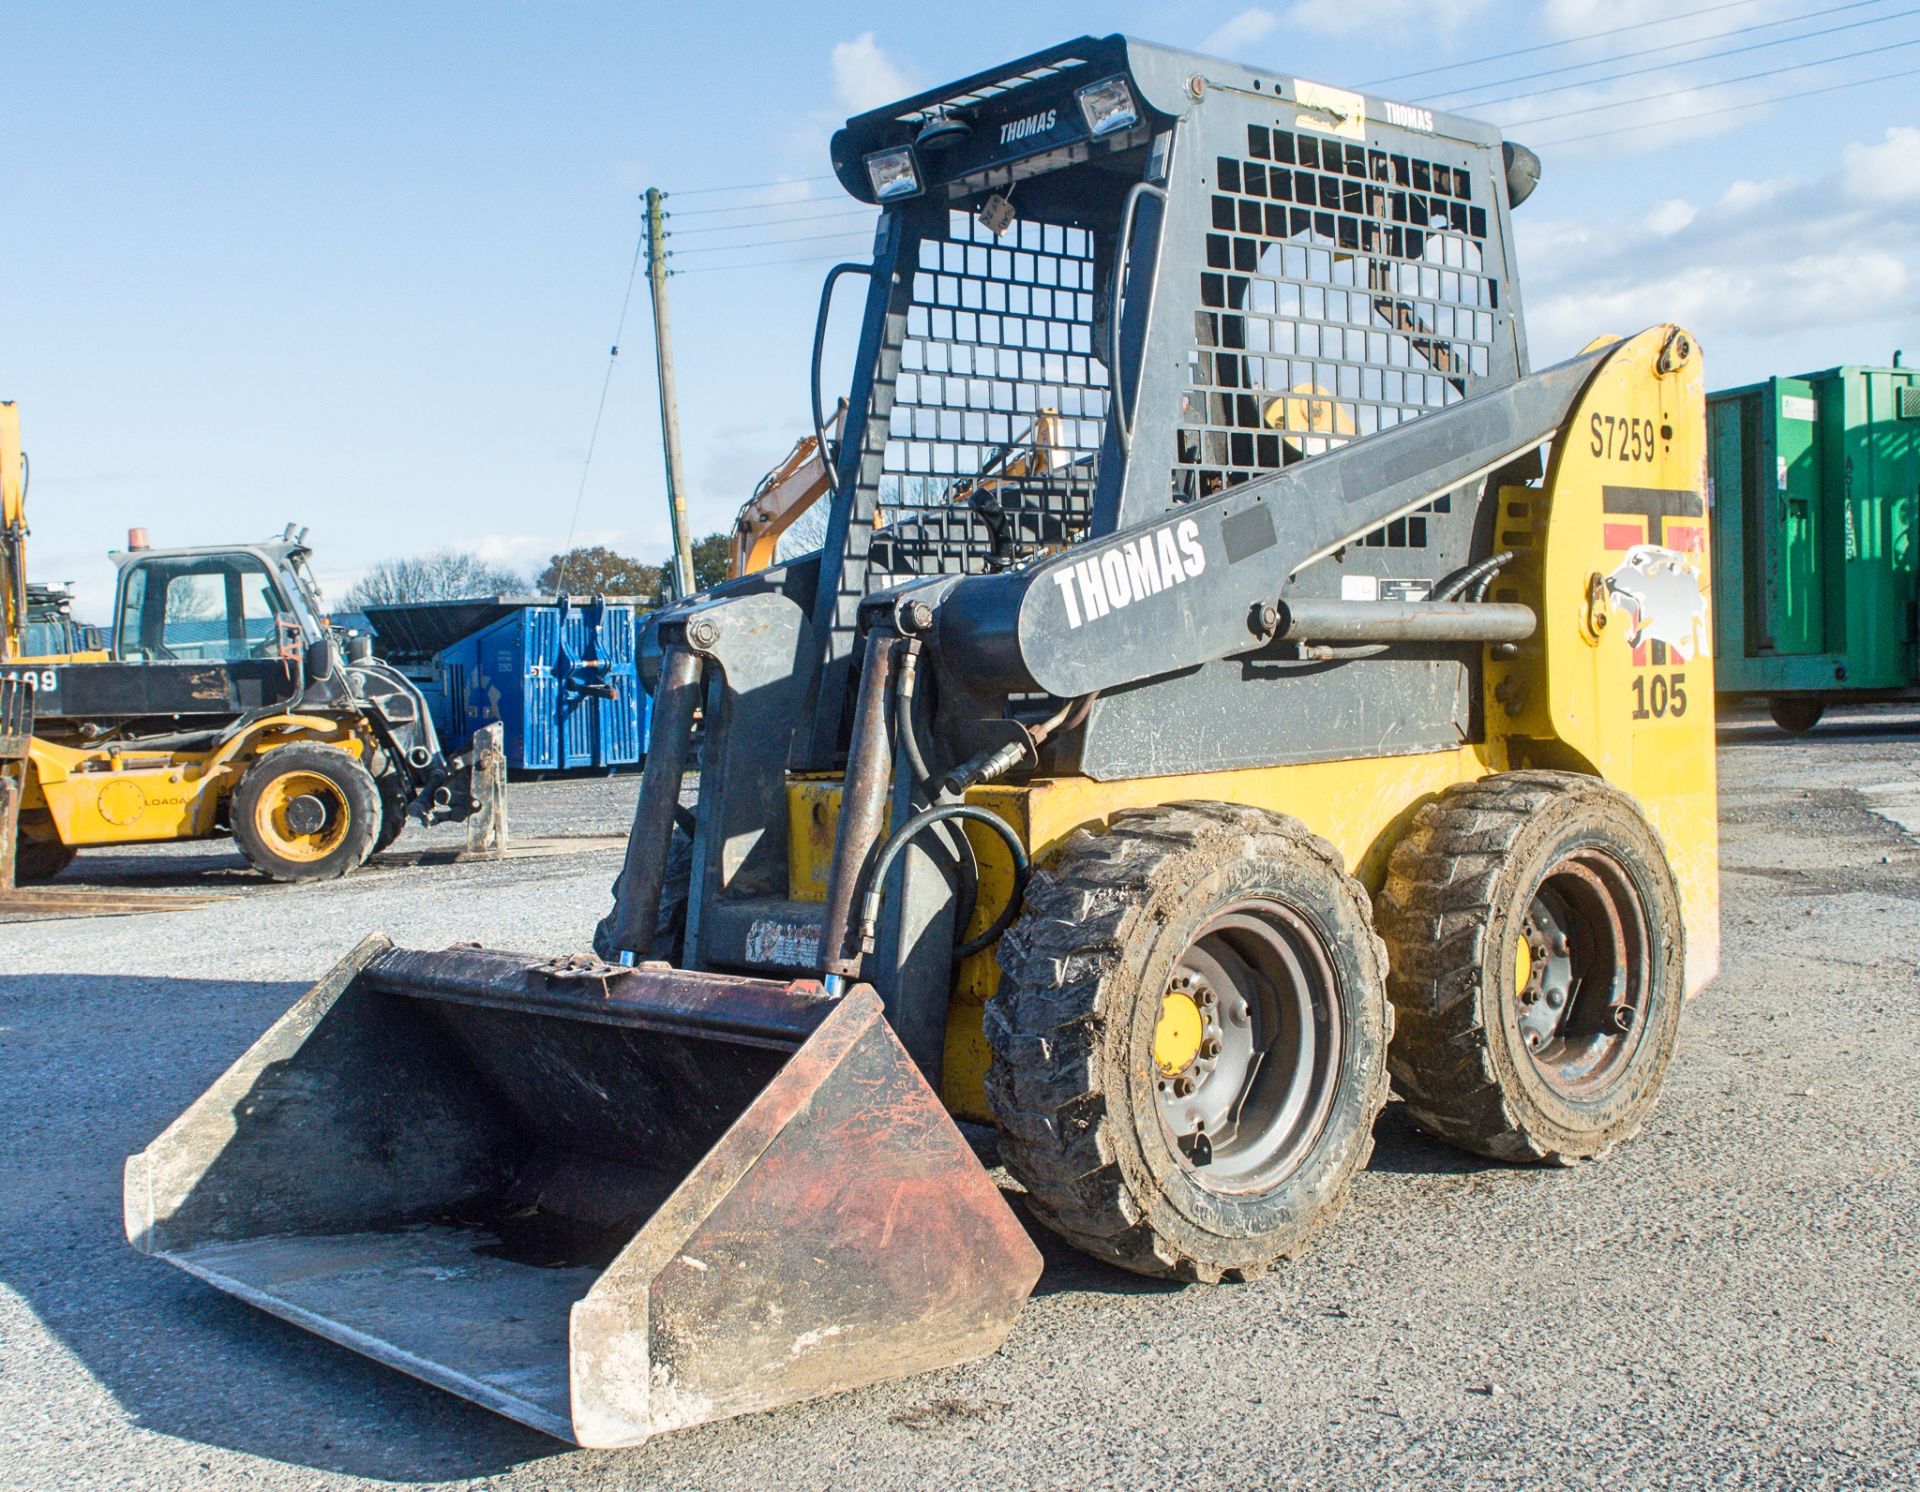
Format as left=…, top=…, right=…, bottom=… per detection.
left=856, top=802, right=1030, bottom=962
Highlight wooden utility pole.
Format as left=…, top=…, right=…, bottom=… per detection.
left=645, top=188, right=696, bottom=600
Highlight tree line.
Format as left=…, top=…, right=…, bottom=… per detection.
left=342, top=534, right=732, bottom=610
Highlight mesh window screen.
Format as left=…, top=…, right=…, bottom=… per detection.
left=1178, top=125, right=1501, bottom=546
left=871, top=209, right=1107, bottom=578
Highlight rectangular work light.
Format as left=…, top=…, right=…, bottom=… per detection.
left=1075, top=76, right=1138, bottom=139
left=866, top=147, right=922, bottom=201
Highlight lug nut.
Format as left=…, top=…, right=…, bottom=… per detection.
left=1202, top=1037, right=1221, bottom=1058
left=1174, top=1076, right=1196, bottom=1097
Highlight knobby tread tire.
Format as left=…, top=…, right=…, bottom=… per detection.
left=985, top=801, right=1391, bottom=1282
left=230, top=744, right=380, bottom=884
left=1374, top=770, right=1685, bottom=1166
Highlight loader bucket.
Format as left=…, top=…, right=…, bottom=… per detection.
left=124, top=936, right=1042, bottom=1448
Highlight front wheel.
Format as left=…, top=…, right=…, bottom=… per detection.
left=986, top=802, right=1390, bottom=1282
left=231, top=745, right=380, bottom=883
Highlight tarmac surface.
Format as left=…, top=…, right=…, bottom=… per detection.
left=3, top=708, right=1918, bottom=1489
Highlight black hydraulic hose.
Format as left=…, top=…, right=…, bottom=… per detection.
left=1432, top=549, right=1514, bottom=603
left=856, top=803, right=1030, bottom=962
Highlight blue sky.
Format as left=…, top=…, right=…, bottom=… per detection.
left=7, top=0, right=1917, bottom=619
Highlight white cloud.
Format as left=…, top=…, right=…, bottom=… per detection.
left=1844, top=125, right=1920, bottom=204
left=1282, top=0, right=1488, bottom=37
left=1644, top=198, right=1695, bottom=237
left=1202, top=8, right=1281, bottom=56
left=1516, top=131, right=1920, bottom=364
left=1718, top=176, right=1797, bottom=214
left=831, top=32, right=913, bottom=113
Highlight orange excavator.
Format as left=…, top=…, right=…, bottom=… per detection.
left=729, top=404, right=1072, bottom=578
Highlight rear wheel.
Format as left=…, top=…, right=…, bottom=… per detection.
left=1769, top=697, right=1825, bottom=733
left=1375, top=771, right=1684, bottom=1164
left=986, top=802, right=1390, bottom=1282
left=13, top=832, right=77, bottom=883
left=231, top=745, right=379, bottom=883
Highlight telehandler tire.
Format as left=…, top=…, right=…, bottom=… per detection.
left=13, top=833, right=77, bottom=883
left=986, top=802, right=1391, bottom=1282
left=231, top=745, right=380, bottom=883
left=369, top=771, right=409, bottom=859
left=1375, top=771, right=1684, bottom=1165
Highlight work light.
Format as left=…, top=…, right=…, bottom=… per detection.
left=1075, top=76, right=1138, bottom=138
left=866, top=147, right=922, bottom=201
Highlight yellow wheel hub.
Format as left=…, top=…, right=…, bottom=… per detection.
left=1514, top=934, right=1533, bottom=995
left=254, top=770, right=350, bottom=862
left=1154, top=990, right=1205, bottom=1076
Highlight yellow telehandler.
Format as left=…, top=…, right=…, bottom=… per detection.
left=127, top=37, right=1718, bottom=1449
left=2, top=402, right=499, bottom=882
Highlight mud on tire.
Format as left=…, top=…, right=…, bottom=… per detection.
left=1375, top=770, right=1685, bottom=1165
left=985, top=802, right=1391, bottom=1282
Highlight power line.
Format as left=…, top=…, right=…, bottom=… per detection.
left=1421, top=0, right=1897, bottom=104
left=662, top=173, right=835, bottom=197
left=673, top=248, right=870, bottom=277
left=667, top=207, right=876, bottom=237
left=666, top=194, right=849, bottom=220
left=1474, top=6, right=1916, bottom=111
left=1360, top=0, right=1771, bottom=87
left=557, top=210, right=650, bottom=588
left=1516, top=34, right=1920, bottom=125
left=669, top=227, right=878, bottom=258
left=1537, top=57, right=1920, bottom=142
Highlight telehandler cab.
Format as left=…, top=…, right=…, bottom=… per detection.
left=128, top=36, right=1719, bottom=1448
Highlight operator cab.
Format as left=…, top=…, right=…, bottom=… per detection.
left=111, top=533, right=323, bottom=665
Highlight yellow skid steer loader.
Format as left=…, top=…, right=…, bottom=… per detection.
left=128, top=37, right=1718, bottom=1448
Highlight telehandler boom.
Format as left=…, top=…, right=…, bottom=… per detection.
left=129, top=36, right=1718, bottom=1448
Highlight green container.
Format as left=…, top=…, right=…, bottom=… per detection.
left=1708, top=363, right=1920, bottom=720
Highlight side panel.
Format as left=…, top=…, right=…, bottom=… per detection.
left=1528, top=327, right=1719, bottom=994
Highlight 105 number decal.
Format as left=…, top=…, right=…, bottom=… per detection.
left=1631, top=671, right=1687, bottom=719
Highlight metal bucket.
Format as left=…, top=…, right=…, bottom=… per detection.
left=125, top=936, right=1042, bottom=1448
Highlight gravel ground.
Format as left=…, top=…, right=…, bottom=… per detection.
left=3, top=712, right=1918, bottom=1490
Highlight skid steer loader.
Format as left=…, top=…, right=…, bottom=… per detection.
left=127, top=36, right=1719, bottom=1449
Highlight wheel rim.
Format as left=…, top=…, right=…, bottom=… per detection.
left=253, top=770, right=351, bottom=862
left=1510, top=846, right=1650, bottom=1098
left=1153, top=900, right=1343, bottom=1193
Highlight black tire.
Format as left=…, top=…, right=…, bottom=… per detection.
left=370, top=771, right=410, bottom=859
left=591, top=829, right=692, bottom=964
left=230, top=745, right=380, bottom=883
left=1769, top=697, right=1825, bottom=733
left=13, top=834, right=77, bottom=883
left=1375, top=771, right=1685, bottom=1165
left=985, top=802, right=1391, bottom=1282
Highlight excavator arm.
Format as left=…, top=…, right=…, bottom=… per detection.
left=729, top=404, right=847, bottom=579
left=1, top=403, right=26, bottom=662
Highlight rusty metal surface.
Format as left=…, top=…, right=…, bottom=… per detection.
left=818, top=633, right=900, bottom=978
left=602, top=645, right=701, bottom=958
left=125, top=941, right=1043, bottom=1448
left=0, top=887, right=230, bottom=921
